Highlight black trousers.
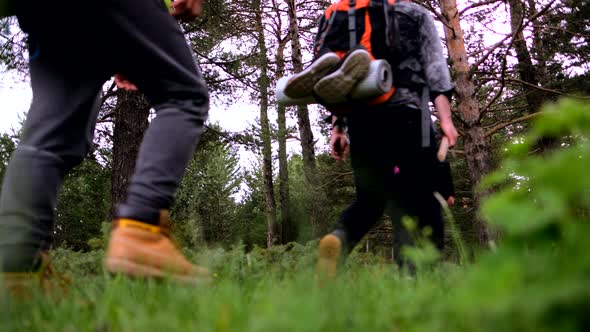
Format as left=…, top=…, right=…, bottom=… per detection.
left=0, top=0, right=209, bottom=271
left=334, top=104, right=444, bottom=266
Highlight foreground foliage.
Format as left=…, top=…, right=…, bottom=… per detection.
left=1, top=99, right=589, bottom=331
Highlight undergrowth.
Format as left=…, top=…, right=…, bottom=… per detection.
left=1, top=99, right=589, bottom=331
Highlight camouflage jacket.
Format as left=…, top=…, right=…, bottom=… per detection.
left=388, top=1, right=454, bottom=108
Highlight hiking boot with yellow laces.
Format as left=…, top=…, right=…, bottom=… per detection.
left=105, top=210, right=211, bottom=284
left=316, top=230, right=346, bottom=282
left=1, top=251, right=71, bottom=299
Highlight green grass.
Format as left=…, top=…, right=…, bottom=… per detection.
left=2, top=99, right=590, bottom=331
left=1, top=232, right=589, bottom=332
left=0, top=249, right=426, bottom=332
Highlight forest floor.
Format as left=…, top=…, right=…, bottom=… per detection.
left=2, top=99, right=590, bottom=332
left=2, top=235, right=589, bottom=332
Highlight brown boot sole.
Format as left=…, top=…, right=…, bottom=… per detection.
left=316, top=234, right=342, bottom=280
left=105, top=257, right=212, bottom=285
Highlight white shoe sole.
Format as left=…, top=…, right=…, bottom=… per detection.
left=313, top=49, right=371, bottom=104
left=284, top=52, right=341, bottom=98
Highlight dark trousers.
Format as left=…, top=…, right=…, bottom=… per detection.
left=0, top=0, right=209, bottom=271
left=334, top=104, right=444, bottom=266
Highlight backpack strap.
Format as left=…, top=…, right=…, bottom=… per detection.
left=383, top=0, right=391, bottom=48
left=348, top=0, right=357, bottom=50
left=421, top=85, right=431, bottom=147
left=383, top=1, right=400, bottom=59
left=391, top=5, right=400, bottom=49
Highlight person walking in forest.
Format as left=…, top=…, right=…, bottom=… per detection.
left=310, top=0, right=459, bottom=277
left=0, top=0, right=211, bottom=292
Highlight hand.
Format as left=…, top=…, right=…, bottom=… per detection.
left=170, top=0, right=203, bottom=21
left=114, top=74, right=138, bottom=91
left=440, top=118, right=458, bottom=147
left=330, top=130, right=349, bottom=161
left=447, top=196, right=455, bottom=207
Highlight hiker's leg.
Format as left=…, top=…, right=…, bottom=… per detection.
left=361, top=105, right=442, bottom=267
left=386, top=190, right=443, bottom=268
left=104, top=0, right=209, bottom=224
left=411, top=136, right=444, bottom=252
left=0, top=2, right=111, bottom=272
left=419, top=194, right=444, bottom=251
left=385, top=199, right=414, bottom=267
left=331, top=107, right=395, bottom=252
left=318, top=152, right=388, bottom=278
left=0, top=49, right=107, bottom=272
left=335, top=172, right=388, bottom=252
left=100, top=1, right=212, bottom=283
left=395, top=123, right=445, bottom=255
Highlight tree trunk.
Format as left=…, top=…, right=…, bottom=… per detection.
left=286, top=0, right=328, bottom=237
left=439, top=0, right=496, bottom=245
left=278, top=106, right=293, bottom=243
left=254, top=0, right=279, bottom=248
left=526, top=0, right=547, bottom=87
left=508, top=0, right=556, bottom=151
left=273, top=26, right=295, bottom=244
left=507, top=0, right=543, bottom=113
left=111, top=90, right=150, bottom=215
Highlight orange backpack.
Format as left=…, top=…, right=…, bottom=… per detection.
left=314, top=0, right=398, bottom=106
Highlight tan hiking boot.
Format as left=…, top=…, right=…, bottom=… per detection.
left=316, top=233, right=342, bottom=282
left=104, top=210, right=211, bottom=284
left=1, top=251, right=71, bottom=299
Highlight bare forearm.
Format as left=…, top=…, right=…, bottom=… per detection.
left=434, top=95, right=452, bottom=123
left=434, top=94, right=459, bottom=145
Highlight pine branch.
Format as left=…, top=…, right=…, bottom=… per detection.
left=469, top=0, right=558, bottom=79
left=480, top=77, right=590, bottom=99
left=459, top=0, right=502, bottom=17
left=485, top=112, right=541, bottom=137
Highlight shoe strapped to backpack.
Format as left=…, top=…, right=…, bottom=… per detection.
left=312, top=0, right=398, bottom=110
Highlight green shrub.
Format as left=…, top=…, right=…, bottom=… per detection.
left=6, top=99, right=589, bottom=332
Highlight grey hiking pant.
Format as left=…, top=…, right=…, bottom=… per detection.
left=0, top=0, right=209, bottom=271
